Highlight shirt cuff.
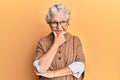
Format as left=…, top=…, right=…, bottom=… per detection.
left=68, top=62, right=84, bottom=78
left=33, top=59, right=43, bottom=73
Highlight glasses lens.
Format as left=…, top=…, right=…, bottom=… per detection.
left=60, top=21, right=67, bottom=27
left=50, top=22, right=58, bottom=27
left=50, top=21, right=67, bottom=27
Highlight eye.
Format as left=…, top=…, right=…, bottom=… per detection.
left=61, top=21, right=67, bottom=25
left=51, top=22, right=57, bottom=25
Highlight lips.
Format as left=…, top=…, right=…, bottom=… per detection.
left=55, top=30, right=63, bottom=33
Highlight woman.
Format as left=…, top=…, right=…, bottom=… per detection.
left=33, top=4, right=85, bottom=80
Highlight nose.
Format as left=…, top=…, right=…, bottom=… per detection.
left=57, top=23, right=61, bottom=29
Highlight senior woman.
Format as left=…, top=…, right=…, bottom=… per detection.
left=33, top=4, right=85, bottom=80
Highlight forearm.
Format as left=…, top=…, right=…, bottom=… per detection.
left=53, top=67, right=73, bottom=78
left=54, top=62, right=84, bottom=78
left=34, top=62, right=84, bottom=79
left=39, top=43, right=59, bottom=73
left=34, top=67, right=72, bottom=78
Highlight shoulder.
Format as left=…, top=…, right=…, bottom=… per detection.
left=72, top=35, right=83, bottom=46
left=73, top=35, right=81, bottom=42
left=67, top=33, right=82, bottom=44
left=37, top=33, right=52, bottom=44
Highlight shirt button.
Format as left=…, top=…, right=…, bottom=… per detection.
left=59, top=46, right=61, bottom=48
left=58, top=57, right=61, bottom=60
left=58, top=51, right=61, bottom=54
left=64, top=42, right=67, bottom=44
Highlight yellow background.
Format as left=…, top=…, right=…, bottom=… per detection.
left=0, top=0, right=120, bottom=80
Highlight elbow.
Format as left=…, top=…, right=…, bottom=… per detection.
left=38, top=66, right=48, bottom=73
left=33, top=60, right=47, bottom=73
left=40, top=68, right=47, bottom=73
left=36, top=66, right=48, bottom=73
left=34, top=64, right=46, bottom=73
left=68, top=62, right=85, bottom=78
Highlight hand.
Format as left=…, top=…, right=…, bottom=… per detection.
left=53, top=31, right=66, bottom=47
left=34, top=70, right=55, bottom=78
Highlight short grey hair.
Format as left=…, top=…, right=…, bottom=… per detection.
left=46, top=4, right=71, bottom=23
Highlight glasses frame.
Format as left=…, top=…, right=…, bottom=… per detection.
left=48, top=21, right=68, bottom=28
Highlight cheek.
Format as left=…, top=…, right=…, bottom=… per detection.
left=50, top=27, right=56, bottom=31
left=63, top=27, right=68, bottom=31
left=64, top=28, right=67, bottom=32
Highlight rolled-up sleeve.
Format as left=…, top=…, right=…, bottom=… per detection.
left=68, top=62, right=84, bottom=78
left=33, top=59, right=43, bottom=73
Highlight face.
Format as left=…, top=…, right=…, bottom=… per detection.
left=48, top=12, right=69, bottom=34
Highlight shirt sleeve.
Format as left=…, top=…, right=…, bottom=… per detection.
left=73, top=36, right=85, bottom=79
left=33, top=40, right=44, bottom=72
left=35, top=40, right=44, bottom=60
left=33, top=59, right=43, bottom=73
left=68, top=62, right=84, bottom=78
left=74, top=36, right=85, bottom=63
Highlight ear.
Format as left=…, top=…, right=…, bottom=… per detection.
left=67, top=21, right=70, bottom=26
left=68, top=23, right=69, bottom=26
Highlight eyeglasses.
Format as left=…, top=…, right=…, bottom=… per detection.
left=48, top=21, right=68, bottom=28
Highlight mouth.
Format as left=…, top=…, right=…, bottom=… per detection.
left=55, top=30, right=63, bottom=33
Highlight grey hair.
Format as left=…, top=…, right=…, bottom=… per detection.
left=46, top=4, right=71, bottom=23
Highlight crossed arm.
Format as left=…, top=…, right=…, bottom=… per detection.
left=33, top=32, right=85, bottom=79
left=33, top=42, right=84, bottom=79
left=34, top=66, right=72, bottom=78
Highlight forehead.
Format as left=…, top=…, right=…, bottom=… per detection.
left=50, top=12, right=68, bottom=22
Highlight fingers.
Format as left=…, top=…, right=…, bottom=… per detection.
left=34, top=71, right=41, bottom=75
left=53, top=31, right=66, bottom=36
left=34, top=71, right=38, bottom=75
left=53, top=31, right=57, bottom=37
